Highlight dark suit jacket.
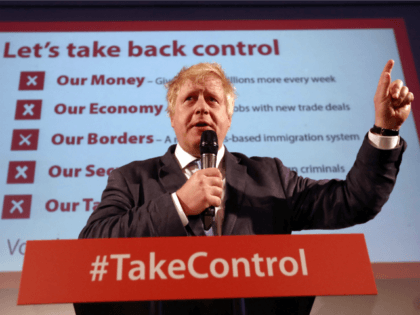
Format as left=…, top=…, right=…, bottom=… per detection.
left=75, top=135, right=405, bottom=315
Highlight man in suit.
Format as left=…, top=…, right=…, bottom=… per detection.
left=75, top=61, right=413, bottom=315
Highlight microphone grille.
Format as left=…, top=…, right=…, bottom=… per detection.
left=200, top=130, right=218, bottom=155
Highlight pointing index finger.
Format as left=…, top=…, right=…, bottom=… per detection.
left=383, top=59, right=395, bottom=75
left=376, top=59, right=394, bottom=98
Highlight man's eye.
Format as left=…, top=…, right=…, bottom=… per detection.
left=185, top=96, right=193, bottom=101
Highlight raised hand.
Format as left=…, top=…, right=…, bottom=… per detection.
left=374, top=59, right=413, bottom=130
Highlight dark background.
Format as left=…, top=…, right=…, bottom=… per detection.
left=1, top=1, right=419, bottom=90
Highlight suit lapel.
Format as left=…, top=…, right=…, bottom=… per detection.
left=159, top=145, right=186, bottom=193
left=222, top=150, right=247, bottom=236
left=158, top=146, right=206, bottom=236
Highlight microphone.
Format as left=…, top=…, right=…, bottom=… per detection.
left=200, top=130, right=219, bottom=231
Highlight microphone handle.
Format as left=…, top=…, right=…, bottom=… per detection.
left=201, top=153, right=217, bottom=231
left=202, top=206, right=215, bottom=231
left=201, top=153, right=217, bottom=169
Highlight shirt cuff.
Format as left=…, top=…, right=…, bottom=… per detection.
left=368, top=131, right=400, bottom=150
left=171, top=192, right=189, bottom=226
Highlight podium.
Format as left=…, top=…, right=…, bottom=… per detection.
left=18, top=234, right=376, bottom=305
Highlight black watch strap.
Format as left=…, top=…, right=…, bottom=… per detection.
left=371, top=124, right=399, bottom=136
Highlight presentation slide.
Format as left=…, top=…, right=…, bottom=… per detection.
left=1, top=20, right=419, bottom=272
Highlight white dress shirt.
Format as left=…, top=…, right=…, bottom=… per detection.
left=171, top=131, right=399, bottom=235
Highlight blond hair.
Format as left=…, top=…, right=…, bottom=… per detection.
left=165, top=62, right=236, bottom=117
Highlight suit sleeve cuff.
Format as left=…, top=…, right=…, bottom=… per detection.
left=368, top=130, right=400, bottom=149
left=171, top=192, right=189, bottom=226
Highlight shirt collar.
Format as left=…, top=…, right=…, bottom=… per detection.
left=174, top=144, right=225, bottom=169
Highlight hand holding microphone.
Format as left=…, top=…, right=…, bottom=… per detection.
left=176, top=131, right=222, bottom=227
left=199, top=130, right=219, bottom=230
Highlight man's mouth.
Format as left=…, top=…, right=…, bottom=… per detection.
left=195, top=123, right=209, bottom=127
left=192, top=120, right=214, bottom=129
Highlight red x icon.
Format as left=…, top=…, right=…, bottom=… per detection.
left=11, top=129, right=39, bottom=151
left=2, top=195, right=32, bottom=219
left=18, top=71, right=45, bottom=91
left=7, top=161, right=36, bottom=184
left=15, top=100, right=42, bottom=120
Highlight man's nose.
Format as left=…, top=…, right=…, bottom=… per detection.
left=195, top=96, right=209, bottom=114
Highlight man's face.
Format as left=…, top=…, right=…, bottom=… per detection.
left=171, top=76, right=232, bottom=157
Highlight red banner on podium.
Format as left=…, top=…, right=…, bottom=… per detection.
left=18, top=234, right=376, bottom=305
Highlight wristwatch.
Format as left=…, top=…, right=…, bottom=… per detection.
left=371, top=124, right=399, bottom=136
